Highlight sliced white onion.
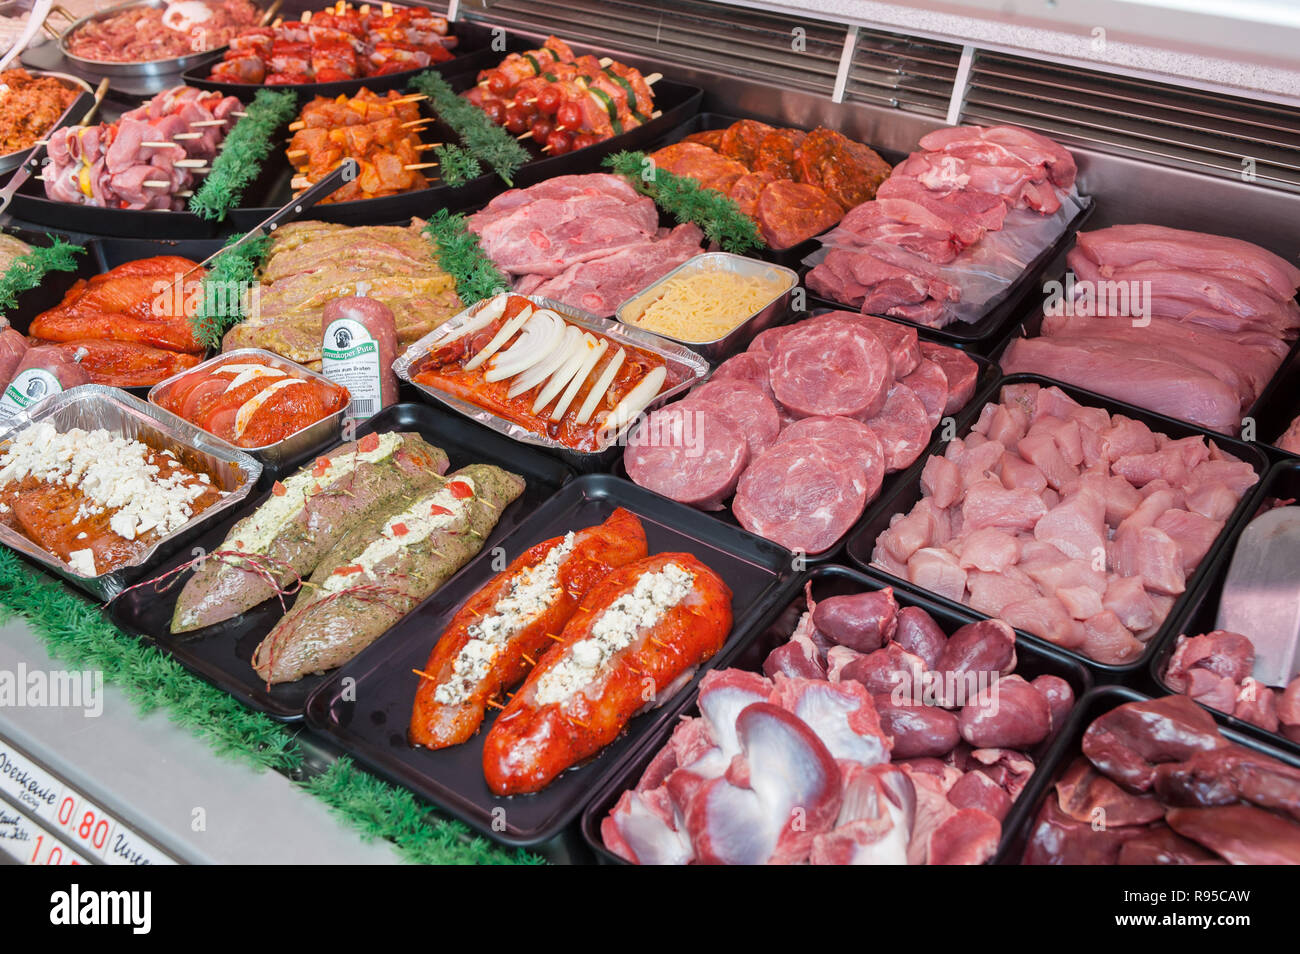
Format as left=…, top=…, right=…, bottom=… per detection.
left=533, top=332, right=597, bottom=416
left=222, top=366, right=286, bottom=393
left=483, top=309, right=565, bottom=383
left=602, top=366, right=668, bottom=435
left=574, top=347, right=625, bottom=425
left=550, top=338, right=608, bottom=421
left=441, top=293, right=508, bottom=345
left=464, top=305, right=532, bottom=371
left=509, top=324, right=582, bottom=399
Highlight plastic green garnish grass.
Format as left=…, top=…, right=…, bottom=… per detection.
left=190, top=89, right=299, bottom=222
left=433, top=144, right=483, bottom=187
left=410, top=70, right=528, bottom=185
left=423, top=208, right=509, bottom=305
left=604, top=150, right=766, bottom=254
left=0, top=548, right=539, bottom=865
left=0, top=237, right=84, bottom=314
left=190, top=233, right=272, bottom=351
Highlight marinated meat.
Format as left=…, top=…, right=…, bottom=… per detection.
left=718, top=119, right=777, bottom=167
left=755, top=180, right=844, bottom=249
left=794, top=127, right=891, bottom=209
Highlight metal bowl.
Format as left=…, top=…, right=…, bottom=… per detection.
left=615, top=252, right=797, bottom=363
left=57, top=0, right=249, bottom=77
left=0, top=69, right=93, bottom=174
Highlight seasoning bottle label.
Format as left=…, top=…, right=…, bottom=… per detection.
left=0, top=369, right=63, bottom=422
left=322, top=317, right=381, bottom=420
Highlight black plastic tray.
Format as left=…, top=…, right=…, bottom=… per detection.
left=0, top=228, right=99, bottom=336
left=993, top=266, right=1300, bottom=440
left=642, top=112, right=907, bottom=272
left=805, top=196, right=1095, bottom=355
left=1147, top=458, right=1300, bottom=756
left=300, top=472, right=800, bottom=846
left=181, top=19, right=506, bottom=101
left=106, top=401, right=574, bottom=721
left=999, top=684, right=1300, bottom=864
left=613, top=340, right=999, bottom=563
left=444, top=70, right=704, bottom=191
left=844, top=372, right=1272, bottom=679
left=578, top=563, right=1093, bottom=865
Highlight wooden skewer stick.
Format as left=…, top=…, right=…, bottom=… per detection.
left=173, top=131, right=202, bottom=140
left=174, top=158, right=209, bottom=168
left=286, top=148, right=307, bottom=159
left=143, top=180, right=171, bottom=187
left=516, top=130, right=532, bottom=140
left=290, top=176, right=312, bottom=190
left=300, top=9, right=311, bottom=22
left=599, top=57, right=612, bottom=67
left=400, top=118, right=433, bottom=129
left=404, top=162, right=437, bottom=170
left=190, top=119, right=227, bottom=127
left=645, top=73, right=662, bottom=86
left=388, top=93, right=428, bottom=105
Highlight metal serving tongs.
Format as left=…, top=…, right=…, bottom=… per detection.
left=182, top=157, right=361, bottom=279
left=0, top=75, right=108, bottom=217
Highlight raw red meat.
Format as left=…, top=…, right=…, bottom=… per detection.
left=769, top=318, right=894, bottom=419
left=919, top=342, right=979, bottom=414
left=732, top=437, right=870, bottom=554
left=624, top=404, right=748, bottom=510
left=863, top=384, right=932, bottom=471
left=683, top=378, right=781, bottom=461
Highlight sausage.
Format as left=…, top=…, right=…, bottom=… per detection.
left=482, top=552, right=733, bottom=794
left=321, top=294, right=399, bottom=420
left=409, top=508, right=648, bottom=749
left=0, top=345, right=91, bottom=423
left=754, top=180, right=844, bottom=249
left=0, top=329, right=29, bottom=391
left=624, top=404, right=748, bottom=511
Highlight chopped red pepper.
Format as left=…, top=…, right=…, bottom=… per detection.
left=430, top=504, right=452, bottom=516
left=271, top=481, right=287, bottom=497
left=312, top=458, right=330, bottom=477
left=358, top=433, right=380, bottom=453
left=333, top=564, right=364, bottom=576
left=391, top=522, right=409, bottom=537
left=448, top=481, right=473, bottom=499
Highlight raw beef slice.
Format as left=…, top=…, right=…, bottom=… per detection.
left=625, top=404, right=749, bottom=510
left=769, top=318, right=894, bottom=420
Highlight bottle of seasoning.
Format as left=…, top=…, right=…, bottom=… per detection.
left=0, top=346, right=91, bottom=424
left=321, top=293, right=399, bottom=421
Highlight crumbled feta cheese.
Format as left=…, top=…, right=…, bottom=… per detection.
left=224, top=431, right=404, bottom=555
left=434, top=532, right=576, bottom=706
left=533, top=563, right=694, bottom=707
left=0, top=423, right=218, bottom=543
left=67, top=548, right=97, bottom=577
left=320, top=478, right=476, bottom=594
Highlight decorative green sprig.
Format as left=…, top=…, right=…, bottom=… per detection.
left=433, top=144, right=483, bottom=187
left=604, top=150, right=766, bottom=254
left=0, top=237, right=85, bottom=314
left=423, top=208, right=509, bottom=305
left=0, top=548, right=538, bottom=865
left=190, top=233, right=273, bottom=350
left=189, top=89, right=299, bottom=222
left=410, top=70, right=528, bottom=186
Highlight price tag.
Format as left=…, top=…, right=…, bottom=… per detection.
left=0, top=806, right=91, bottom=866
left=0, top=738, right=175, bottom=866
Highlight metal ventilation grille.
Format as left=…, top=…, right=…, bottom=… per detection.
left=964, top=52, right=1300, bottom=191
left=843, top=29, right=962, bottom=117
left=455, top=0, right=844, bottom=95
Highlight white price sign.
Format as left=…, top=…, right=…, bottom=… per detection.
left=0, top=804, right=91, bottom=865
left=0, top=739, right=175, bottom=866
